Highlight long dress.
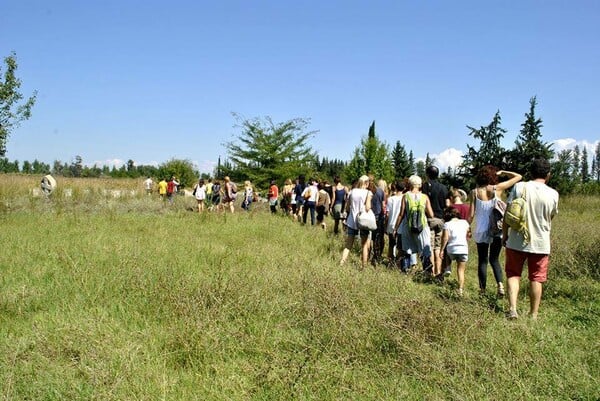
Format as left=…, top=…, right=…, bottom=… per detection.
left=400, top=192, right=432, bottom=258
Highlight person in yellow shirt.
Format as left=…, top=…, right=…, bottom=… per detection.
left=206, top=179, right=214, bottom=208
left=158, top=178, right=168, bottom=200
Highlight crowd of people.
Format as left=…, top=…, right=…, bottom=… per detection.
left=144, top=158, right=558, bottom=320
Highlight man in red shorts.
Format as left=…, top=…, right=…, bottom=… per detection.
left=502, top=159, right=559, bottom=320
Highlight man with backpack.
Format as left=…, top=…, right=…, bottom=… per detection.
left=503, top=159, right=558, bottom=320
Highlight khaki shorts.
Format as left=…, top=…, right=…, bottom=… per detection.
left=428, top=217, right=444, bottom=250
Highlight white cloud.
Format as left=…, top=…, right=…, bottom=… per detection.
left=193, top=160, right=217, bottom=175
left=88, top=158, right=125, bottom=168
left=430, top=148, right=464, bottom=172
left=551, top=138, right=598, bottom=155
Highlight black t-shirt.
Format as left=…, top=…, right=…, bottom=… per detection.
left=423, top=180, right=448, bottom=219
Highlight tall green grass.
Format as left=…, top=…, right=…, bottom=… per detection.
left=0, top=175, right=598, bottom=400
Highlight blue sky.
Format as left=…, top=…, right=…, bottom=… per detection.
left=2, top=0, right=599, bottom=174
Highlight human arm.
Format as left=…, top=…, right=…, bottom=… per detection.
left=424, top=195, right=434, bottom=218
left=365, top=191, right=372, bottom=212
left=495, top=170, right=522, bottom=194
left=469, top=190, right=476, bottom=224
left=440, top=228, right=449, bottom=252
left=395, top=196, right=406, bottom=232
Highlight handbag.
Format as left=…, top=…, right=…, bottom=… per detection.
left=357, top=209, right=377, bottom=230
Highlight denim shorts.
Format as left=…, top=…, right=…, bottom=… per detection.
left=447, top=253, right=468, bottom=262
left=347, top=226, right=370, bottom=238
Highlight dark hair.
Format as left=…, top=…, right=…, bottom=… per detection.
left=334, top=176, right=341, bottom=184
left=394, top=180, right=405, bottom=193
left=426, top=165, right=439, bottom=179
left=199, top=179, right=205, bottom=185
left=443, top=206, right=461, bottom=222
left=475, top=165, right=498, bottom=186
left=531, top=158, right=551, bottom=179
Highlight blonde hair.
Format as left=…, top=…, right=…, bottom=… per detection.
left=244, top=180, right=252, bottom=188
left=358, top=175, right=369, bottom=189
left=408, top=175, right=422, bottom=188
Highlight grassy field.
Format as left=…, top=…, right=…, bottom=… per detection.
left=1, top=175, right=599, bottom=400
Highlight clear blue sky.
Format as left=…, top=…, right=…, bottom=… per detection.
left=2, top=0, right=599, bottom=174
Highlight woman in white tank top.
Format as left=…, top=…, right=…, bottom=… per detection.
left=470, top=166, right=522, bottom=296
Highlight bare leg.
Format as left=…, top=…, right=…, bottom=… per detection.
left=360, top=236, right=370, bottom=269
left=507, top=276, right=521, bottom=316
left=433, top=248, right=442, bottom=276
left=529, top=281, right=543, bottom=319
left=340, top=236, right=354, bottom=265
left=456, top=261, right=466, bottom=290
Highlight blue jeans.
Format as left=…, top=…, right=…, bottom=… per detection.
left=303, top=201, right=316, bottom=225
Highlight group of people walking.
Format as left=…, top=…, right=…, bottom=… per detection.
left=337, top=160, right=559, bottom=320
left=148, top=158, right=558, bottom=320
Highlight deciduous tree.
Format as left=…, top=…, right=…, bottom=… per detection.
left=0, top=52, right=37, bottom=157
left=224, top=113, right=317, bottom=188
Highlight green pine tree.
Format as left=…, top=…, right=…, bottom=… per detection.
left=508, top=97, right=554, bottom=177
left=346, top=121, right=393, bottom=183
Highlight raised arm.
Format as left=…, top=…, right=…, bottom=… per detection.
left=469, top=189, right=476, bottom=224
left=495, top=170, right=522, bottom=194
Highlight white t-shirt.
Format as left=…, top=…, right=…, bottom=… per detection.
left=144, top=178, right=153, bottom=190
left=386, top=194, right=403, bottom=234
left=506, top=181, right=559, bottom=254
left=346, top=188, right=369, bottom=230
left=195, top=184, right=206, bottom=200
left=443, top=218, right=470, bottom=255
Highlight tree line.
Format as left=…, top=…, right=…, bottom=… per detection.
left=2, top=99, right=600, bottom=195
left=218, top=100, right=600, bottom=195
left=2, top=52, right=599, bottom=194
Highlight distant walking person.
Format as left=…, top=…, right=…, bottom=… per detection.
left=158, top=178, right=168, bottom=201
left=167, top=176, right=178, bottom=204
left=385, top=181, right=404, bottom=267
left=193, top=178, right=207, bottom=213
left=340, top=175, right=373, bottom=269
left=504, top=159, right=558, bottom=320
left=423, top=166, right=449, bottom=277
left=211, top=180, right=222, bottom=211
left=330, top=176, right=348, bottom=235
left=268, top=180, right=279, bottom=214
left=223, top=176, right=237, bottom=213
left=242, top=180, right=254, bottom=211
left=301, top=179, right=319, bottom=225
left=144, top=176, right=154, bottom=195
left=316, top=182, right=331, bottom=230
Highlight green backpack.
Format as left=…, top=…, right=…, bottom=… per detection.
left=406, top=194, right=425, bottom=234
left=504, top=183, right=530, bottom=243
